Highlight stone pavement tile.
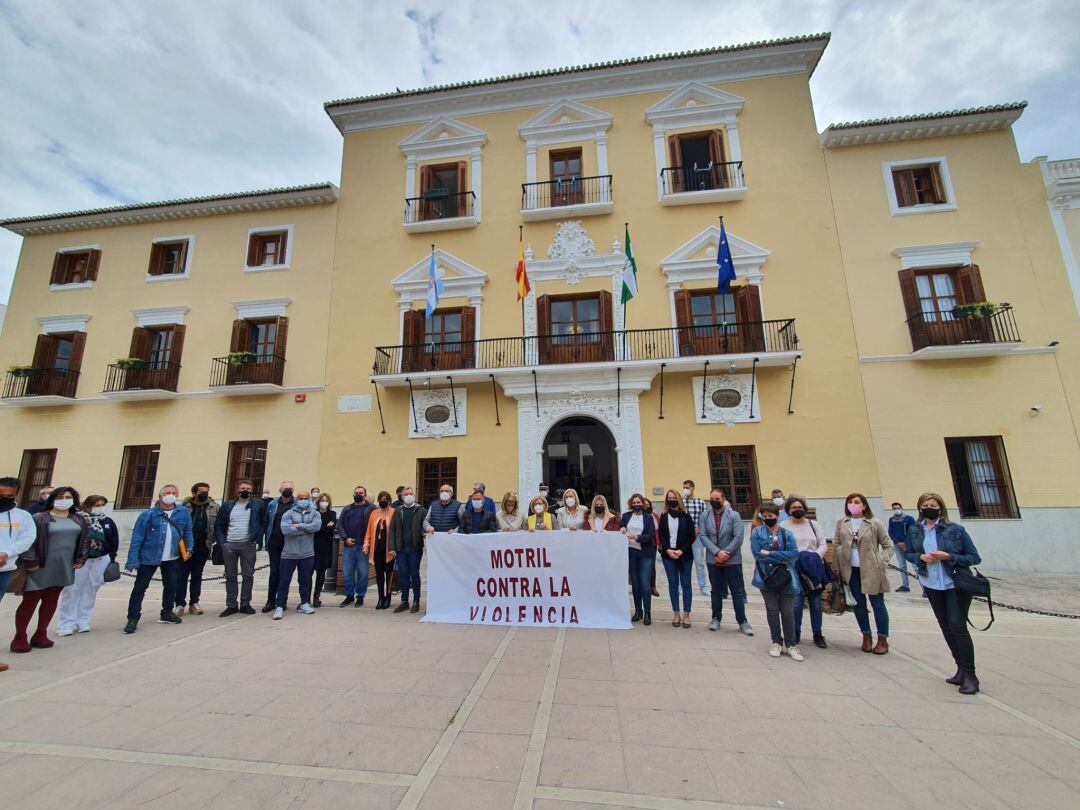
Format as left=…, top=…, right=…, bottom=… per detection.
left=417, top=775, right=519, bottom=809
left=617, top=707, right=694, bottom=748
left=786, top=758, right=918, bottom=810
left=1011, top=737, right=1080, bottom=775
left=436, top=650, right=495, bottom=674
left=0, top=699, right=119, bottom=745
left=834, top=724, right=942, bottom=767
left=496, top=654, right=553, bottom=676
left=533, top=800, right=636, bottom=810
left=259, top=687, right=349, bottom=721
left=411, top=670, right=482, bottom=700
left=539, top=736, right=629, bottom=792
left=705, top=752, right=820, bottom=809
left=914, top=729, right=1055, bottom=778
left=484, top=671, right=547, bottom=703
left=335, top=724, right=443, bottom=774
left=805, top=693, right=898, bottom=726
left=675, top=684, right=754, bottom=718
left=292, top=780, right=407, bottom=809
left=610, top=659, right=666, bottom=684
left=553, top=677, right=617, bottom=707
left=437, top=730, right=531, bottom=782
left=622, top=741, right=720, bottom=801
left=548, top=703, right=621, bottom=743
left=734, top=689, right=822, bottom=721
left=689, top=715, right=775, bottom=755
left=613, top=680, right=669, bottom=710
left=758, top=719, right=873, bottom=761
left=361, top=665, right=425, bottom=694
left=201, top=772, right=403, bottom=810
left=872, top=763, right=1011, bottom=810
left=506, top=636, right=556, bottom=658
left=192, top=683, right=285, bottom=717
left=463, top=697, right=540, bottom=735
left=336, top=692, right=462, bottom=731
left=0, top=755, right=92, bottom=807
left=90, top=760, right=237, bottom=807
left=76, top=704, right=191, bottom=749
left=940, top=773, right=1080, bottom=809
left=556, top=657, right=615, bottom=682
left=387, top=647, right=447, bottom=670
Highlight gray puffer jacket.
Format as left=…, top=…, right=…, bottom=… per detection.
left=280, top=505, right=320, bottom=559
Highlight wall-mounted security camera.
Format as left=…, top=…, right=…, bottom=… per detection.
left=1031, top=405, right=1043, bottom=413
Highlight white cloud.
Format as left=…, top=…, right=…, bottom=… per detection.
left=2, top=0, right=1078, bottom=302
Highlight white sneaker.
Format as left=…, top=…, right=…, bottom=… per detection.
left=174, top=606, right=185, bottom=616
left=57, top=626, right=75, bottom=637
left=272, top=607, right=284, bottom=620
left=787, top=646, right=804, bottom=662
left=297, top=603, right=315, bottom=614
left=77, top=625, right=91, bottom=633
left=768, top=643, right=782, bottom=658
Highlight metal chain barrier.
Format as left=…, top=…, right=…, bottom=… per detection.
left=888, top=562, right=1080, bottom=620
left=119, top=562, right=271, bottom=583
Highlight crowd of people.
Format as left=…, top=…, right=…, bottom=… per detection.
left=0, top=475, right=983, bottom=694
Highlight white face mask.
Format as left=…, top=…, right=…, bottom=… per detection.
left=439, top=491, right=451, bottom=502
left=682, top=488, right=692, bottom=498
left=53, top=499, right=74, bottom=511
left=403, top=494, right=415, bottom=506
left=162, top=494, right=178, bottom=506
left=893, top=508, right=903, bottom=517
left=311, top=491, right=320, bottom=497
left=472, top=500, right=484, bottom=510
left=539, top=489, right=548, bottom=497
left=772, top=497, right=784, bottom=506
left=319, top=500, right=329, bottom=508
left=565, top=497, right=576, bottom=507
left=91, top=506, right=106, bottom=516
left=534, top=504, right=544, bottom=514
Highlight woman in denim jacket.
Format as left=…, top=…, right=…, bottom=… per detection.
left=750, top=502, right=803, bottom=661
left=905, top=492, right=983, bottom=695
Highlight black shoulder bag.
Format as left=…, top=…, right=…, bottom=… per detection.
left=756, top=561, right=790, bottom=592
left=952, top=566, right=994, bottom=631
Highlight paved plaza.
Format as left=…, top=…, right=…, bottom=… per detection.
left=1, top=560, right=1079, bottom=809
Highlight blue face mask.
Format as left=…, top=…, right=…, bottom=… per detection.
left=297, top=499, right=311, bottom=509
left=472, top=500, right=484, bottom=510
left=631, top=504, right=643, bottom=513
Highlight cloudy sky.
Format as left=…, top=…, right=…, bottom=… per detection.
left=2, top=0, right=1078, bottom=302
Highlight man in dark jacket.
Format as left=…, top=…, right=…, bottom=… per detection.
left=26, top=486, right=53, bottom=515
left=390, top=486, right=426, bottom=613
left=261, top=480, right=295, bottom=613
left=176, top=482, right=220, bottom=616
left=335, top=486, right=373, bottom=606
left=423, top=484, right=460, bottom=533
left=214, top=478, right=266, bottom=616
left=458, top=489, right=498, bottom=533
left=697, top=488, right=753, bottom=637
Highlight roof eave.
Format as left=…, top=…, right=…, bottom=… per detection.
left=820, top=104, right=1027, bottom=148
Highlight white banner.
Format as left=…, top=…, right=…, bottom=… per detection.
left=422, top=530, right=632, bottom=630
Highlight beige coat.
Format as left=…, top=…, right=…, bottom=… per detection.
left=496, top=509, right=525, bottom=531
left=834, top=516, right=893, bottom=595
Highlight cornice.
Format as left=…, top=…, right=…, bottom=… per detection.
left=820, top=105, right=1026, bottom=148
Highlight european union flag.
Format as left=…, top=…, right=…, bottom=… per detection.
left=716, top=219, right=736, bottom=293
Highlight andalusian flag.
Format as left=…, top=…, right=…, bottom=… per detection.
left=515, top=229, right=531, bottom=301
left=620, top=223, right=637, bottom=304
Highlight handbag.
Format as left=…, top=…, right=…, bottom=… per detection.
left=211, top=544, right=224, bottom=566
left=103, top=560, right=121, bottom=583
left=756, top=561, right=789, bottom=592
left=953, top=566, right=994, bottom=631
left=5, top=565, right=28, bottom=595
left=162, top=514, right=191, bottom=561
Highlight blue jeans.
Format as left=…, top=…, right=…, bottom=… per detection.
left=849, top=567, right=889, bottom=637
left=628, top=550, right=654, bottom=614
left=893, top=544, right=912, bottom=588
left=0, top=569, right=13, bottom=605
left=276, top=556, right=314, bottom=608
left=396, top=547, right=423, bottom=604
left=794, top=589, right=823, bottom=636
left=341, top=544, right=370, bottom=598
left=661, top=553, right=693, bottom=613
left=707, top=564, right=748, bottom=624
left=692, top=539, right=709, bottom=591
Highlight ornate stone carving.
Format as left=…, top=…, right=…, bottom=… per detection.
left=546, top=221, right=595, bottom=261
left=409, top=388, right=467, bottom=439
left=691, top=373, right=760, bottom=425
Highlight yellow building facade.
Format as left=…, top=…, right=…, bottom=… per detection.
left=3, top=35, right=1079, bottom=570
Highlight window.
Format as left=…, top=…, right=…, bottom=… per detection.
left=246, top=229, right=290, bottom=270
left=224, top=316, right=288, bottom=385
left=549, top=148, right=583, bottom=206
left=898, top=265, right=989, bottom=350
left=401, top=307, right=476, bottom=372
left=129, top=325, right=185, bottom=369
left=536, top=292, right=614, bottom=364
left=673, top=286, right=764, bottom=356
left=148, top=239, right=190, bottom=277
left=666, top=130, right=728, bottom=192
left=17, top=449, right=56, bottom=508
left=945, top=437, right=1019, bottom=519
left=26, top=332, right=85, bottom=397
left=417, top=457, right=456, bottom=510
left=117, top=445, right=160, bottom=510
left=50, top=248, right=101, bottom=286
left=551, top=295, right=601, bottom=339
left=690, top=291, right=737, bottom=331
left=883, top=158, right=956, bottom=215
left=915, top=271, right=958, bottom=322
left=707, top=445, right=760, bottom=520
left=224, top=441, right=268, bottom=500
left=419, top=162, right=468, bottom=219
left=424, top=309, right=463, bottom=348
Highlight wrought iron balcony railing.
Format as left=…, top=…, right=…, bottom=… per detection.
left=661, top=161, right=744, bottom=194
left=103, top=362, right=180, bottom=393
left=905, top=306, right=1020, bottom=352
left=209, top=355, right=285, bottom=387
left=404, top=190, right=476, bottom=223
left=2, top=368, right=80, bottom=399
left=521, top=175, right=612, bottom=210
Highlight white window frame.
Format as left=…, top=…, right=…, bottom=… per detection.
left=243, top=225, right=294, bottom=273
left=883, top=157, right=958, bottom=216
left=146, top=235, right=195, bottom=283
left=49, top=243, right=100, bottom=291
left=399, top=116, right=486, bottom=232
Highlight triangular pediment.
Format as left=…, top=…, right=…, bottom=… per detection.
left=399, top=116, right=487, bottom=154
left=392, top=249, right=488, bottom=304
left=645, top=82, right=745, bottom=125
left=519, top=98, right=613, bottom=137
left=661, top=226, right=768, bottom=283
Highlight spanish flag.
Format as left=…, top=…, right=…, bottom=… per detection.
left=515, top=229, right=531, bottom=301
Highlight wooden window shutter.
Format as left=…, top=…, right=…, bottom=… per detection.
left=402, top=309, right=425, bottom=372
left=168, top=324, right=186, bottom=365
left=673, top=289, right=693, bottom=355
left=246, top=235, right=260, bottom=267
left=734, top=285, right=765, bottom=352
left=32, top=334, right=53, bottom=367
left=84, top=249, right=101, bottom=281
left=68, top=332, right=87, bottom=373
left=420, top=165, right=433, bottom=194
left=929, top=165, right=946, bottom=204
left=956, top=265, right=986, bottom=304
left=460, top=306, right=476, bottom=368
left=276, top=231, right=288, bottom=265
left=667, top=135, right=680, bottom=167
left=893, top=170, right=916, bottom=208
left=708, top=131, right=725, bottom=165
left=129, top=327, right=152, bottom=360
left=229, top=319, right=249, bottom=352
left=456, top=161, right=468, bottom=214
left=536, top=294, right=552, bottom=364
left=50, top=253, right=65, bottom=285
left=597, top=290, right=614, bottom=361
left=897, top=269, right=921, bottom=320
left=147, top=243, right=164, bottom=276
left=272, top=316, right=289, bottom=359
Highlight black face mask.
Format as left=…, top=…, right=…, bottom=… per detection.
left=763, top=517, right=778, bottom=527
left=354, top=493, right=364, bottom=503
left=281, top=489, right=293, bottom=499
left=594, top=505, right=605, bottom=515
left=0, top=496, right=16, bottom=512
left=196, top=493, right=209, bottom=503
left=665, top=499, right=678, bottom=509
left=790, top=509, right=805, bottom=519
left=710, top=499, right=723, bottom=509
left=920, top=507, right=941, bottom=521
left=631, top=504, right=643, bottom=513
left=238, top=490, right=251, bottom=500
left=378, top=499, right=389, bottom=509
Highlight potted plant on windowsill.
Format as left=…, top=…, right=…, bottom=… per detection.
left=227, top=351, right=257, bottom=366
left=7, top=365, right=37, bottom=378
left=115, top=357, right=146, bottom=370
left=952, top=302, right=998, bottom=319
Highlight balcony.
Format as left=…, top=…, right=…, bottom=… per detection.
left=660, top=162, right=746, bottom=206
left=102, top=362, right=180, bottom=400
left=403, top=190, right=477, bottom=233
left=372, top=319, right=798, bottom=385
left=1, top=368, right=80, bottom=406
left=521, top=175, right=613, bottom=221
left=209, top=355, right=285, bottom=394
left=906, top=306, right=1023, bottom=359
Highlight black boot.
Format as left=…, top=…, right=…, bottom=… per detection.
left=813, top=634, right=827, bottom=649
left=410, top=599, right=420, bottom=613
left=631, top=609, right=643, bottom=623
left=339, top=596, right=355, bottom=607
left=945, top=668, right=964, bottom=685
left=642, top=612, right=652, bottom=626
left=959, top=671, right=980, bottom=695
left=393, top=601, right=410, bottom=613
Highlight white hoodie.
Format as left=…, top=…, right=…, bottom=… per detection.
left=0, top=506, right=37, bottom=572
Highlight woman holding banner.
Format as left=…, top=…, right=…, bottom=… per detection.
left=588, top=495, right=619, bottom=532
left=658, top=489, right=696, bottom=628
left=497, top=493, right=525, bottom=531
left=621, top=493, right=655, bottom=625
left=526, top=496, right=555, bottom=531
left=555, top=488, right=586, bottom=531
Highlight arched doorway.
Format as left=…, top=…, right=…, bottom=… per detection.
left=542, top=417, right=619, bottom=509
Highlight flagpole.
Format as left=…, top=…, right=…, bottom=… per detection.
left=428, top=243, right=435, bottom=321
left=623, top=221, right=629, bottom=333
left=519, top=225, right=525, bottom=336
